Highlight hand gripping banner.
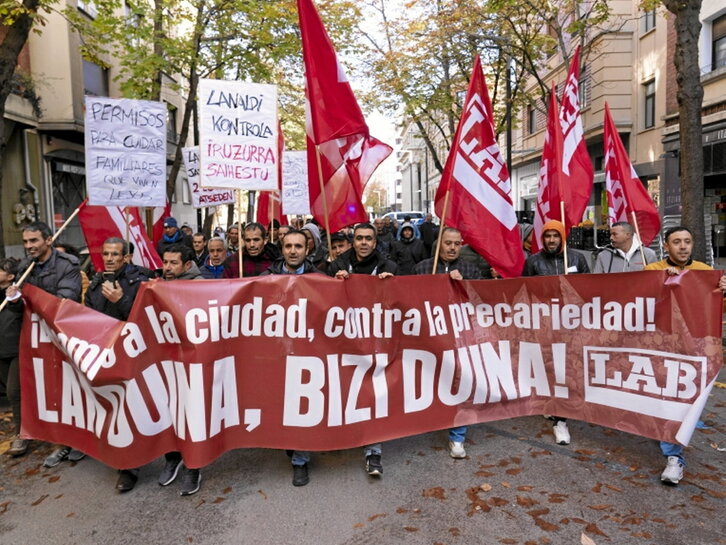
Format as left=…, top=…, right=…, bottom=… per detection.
left=19, top=271, right=723, bottom=469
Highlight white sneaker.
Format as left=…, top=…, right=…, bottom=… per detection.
left=661, top=456, right=684, bottom=484
left=553, top=421, right=570, bottom=445
left=449, top=441, right=466, bottom=459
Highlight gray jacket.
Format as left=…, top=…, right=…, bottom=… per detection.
left=20, top=249, right=81, bottom=301
left=593, top=245, right=657, bottom=273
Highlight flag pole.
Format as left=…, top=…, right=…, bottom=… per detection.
left=560, top=200, right=569, bottom=274
left=630, top=211, right=648, bottom=266
left=0, top=204, right=83, bottom=312
left=124, top=206, right=131, bottom=243
left=236, top=189, right=243, bottom=278
left=314, top=145, right=334, bottom=261
left=431, top=188, right=452, bottom=274
left=269, top=193, right=276, bottom=243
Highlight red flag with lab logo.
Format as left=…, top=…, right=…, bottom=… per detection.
left=433, top=56, right=524, bottom=278
left=559, top=46, right=593, bottom=227
left=603, top=102, right=661, bottom=245
left=532, top=85, right=568, bottom=254
left=297, top=0, right=392, bottom=233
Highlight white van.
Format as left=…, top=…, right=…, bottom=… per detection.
left=381, top=211, right=425, bottom=225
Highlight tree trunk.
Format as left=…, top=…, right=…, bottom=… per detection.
left=663, top=0, right=705, bottom=261
left=0, top=0, right=42, bottom=258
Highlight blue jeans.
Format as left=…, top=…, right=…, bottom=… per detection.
left=448, top=426, right=467, bottom=443
left=291, top=451, right=310, bottom=466
left=660, top=441, right=685, bottom=465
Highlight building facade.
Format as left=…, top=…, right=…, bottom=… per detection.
left=2, top=0, right=191, bottom=259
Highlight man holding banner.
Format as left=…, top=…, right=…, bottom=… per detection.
left=5, top=222, right=85, bottom=467
left=85, top=237, right=154, bottom=491
left=645, top=225, right=726, bottom=484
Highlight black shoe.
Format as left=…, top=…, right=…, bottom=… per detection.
left=158, top=458, right=182, bottom=486
left=292, top=464, right=309, bottom=487
left=180, top=468, right=201, bottom=496
left=116, top=470, right=138, bottom=493
left=366, top=454, right=382, bottom=476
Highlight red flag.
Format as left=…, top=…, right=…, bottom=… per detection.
left=559, top=46, right=593, bottom=227
left=433, top=56, right=524, bottom=278
left=603, top=102, right=661, bottom=245
left=297, top=0, right=392, bottom=233
left=78, top=201, right=163, bottom=271
left=532, top=85, right=568, bottom=254
left=151, top=202, right=172, bottom=247
left=257, top=123, right=285, bottom=227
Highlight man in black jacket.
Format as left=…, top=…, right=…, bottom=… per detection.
left=327, top=223, right=396, bottom=477
left=390, top=222, right=427, bottom=275
left=522, top=220, right=589, bottom=446
left=156, top=217, right=192, bottom=258
left=85, top=238, right=153, bottom=492
left=5, top=222, right=82, bottom=465
left=328, top=223, right=398, bottom=279
left=1, top=258, right=24, bottom=457
left=86, top=238, right=154, bottom=322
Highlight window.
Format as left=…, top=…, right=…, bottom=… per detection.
left=78, top=0, right=98, bottom=18
left=527, top=104, right=536, bottom=134
left=713, top=14, right=726, bottom=71
left=578, top=64, right=591, bottom=109
left=643, top=80, right=655, bottom=129
left=166, top=103, right=177, bottom=143
left=643, top=9, right=656, bottom=33
left=83, top=60, right=108, bottom=97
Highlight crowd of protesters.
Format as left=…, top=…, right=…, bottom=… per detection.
left=1, top=212, right=724, bottom=496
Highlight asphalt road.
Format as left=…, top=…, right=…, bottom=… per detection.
left=1, top=369, right=725, bottom=545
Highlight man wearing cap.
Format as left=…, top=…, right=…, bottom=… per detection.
left=522, top=220, right=589, bottom=445
left=157, top=217, right=192, bottom=258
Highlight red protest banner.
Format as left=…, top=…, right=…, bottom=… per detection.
left=19, top=271, right=723, bottom=469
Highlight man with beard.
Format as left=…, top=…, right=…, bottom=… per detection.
left=328, top=223, right=396, bottom=476
left=522, top=220, right=589, bottom=446
left=222, top=222, right=280, bottom=278
left=645, top=225, right=726, bottom=484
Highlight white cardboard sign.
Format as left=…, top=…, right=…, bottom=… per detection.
left=198, top=79, right=278, bottom=191
left=182, top=147, right=235, bottom=208
left=85, top=96, right=167, bottom=207
left=282, top=151, right=310, bottom=216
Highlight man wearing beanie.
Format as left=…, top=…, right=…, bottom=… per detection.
left=523, top=220, right=589, bottom=445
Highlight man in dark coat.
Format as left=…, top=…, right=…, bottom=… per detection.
left=156, top=217, right=192, bottom=258
left=5, top=222, right=82, bottom=464
left=222, top=222, right=280, bottom=278
left=85, top=237, right=154, bottom=492
left=390, top=222, right=427, bottom=275
left=327, top=223, right=396, bottom=477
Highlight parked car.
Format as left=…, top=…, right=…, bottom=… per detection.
left=382, top=211, right=425, bottom=226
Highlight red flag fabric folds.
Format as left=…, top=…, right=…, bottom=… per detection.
left=603, top=102, right=661, bottom=245
left=559, top=46, right=593, bottom=227
left=433, top=56, right=524, bottom=278
left=532, top=85, right=568, bottom=254
left=78, top=202, right=162, bottom=271
left=297, top=0, right=392, bottom=233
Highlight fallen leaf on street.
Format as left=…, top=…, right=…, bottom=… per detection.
left=480, top=483, right=492, bottom=492
left=423, top=487, right=446, bottom=500
left=368, top=513, right=387, bottom=521
left=31, top=495, right=49, bottom=506
left=580, top=533, right=597, bottom=545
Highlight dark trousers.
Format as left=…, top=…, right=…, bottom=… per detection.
left=0, top=356, right=20, bottom=432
